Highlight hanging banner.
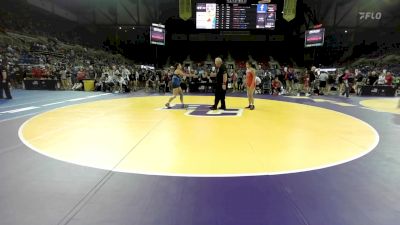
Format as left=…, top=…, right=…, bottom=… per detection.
left=179, top=0, right=192, bottom=21
left=283, top=0, right=297, bottom=22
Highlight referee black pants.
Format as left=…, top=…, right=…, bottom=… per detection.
left=0, top=81, right=12, bottom=99
left=213, top=86, right=226, bottom=109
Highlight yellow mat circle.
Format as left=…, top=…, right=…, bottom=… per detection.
left=360, top=98, right=400, bottom=115
left=19, top=96, right=379, bottom=177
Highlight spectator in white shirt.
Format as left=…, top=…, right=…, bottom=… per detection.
left=118, top=66, right=130, bottom=93
left=104, top=71, right=115, bottom=92
left=376, top=70, right=386, bottom=85
left=318, top=72, right=329, bottom=94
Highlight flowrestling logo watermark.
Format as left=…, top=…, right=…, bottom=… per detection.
left=359, top=12, right=382, bottom=20
left=160, top=104, right=243, bottom=117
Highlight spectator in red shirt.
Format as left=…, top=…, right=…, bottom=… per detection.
left=342, top=70, right=351, bottom=98
left=31, top=67, right=38, bottom=78
left=77, top=68, right=86, bottom=81
left=385, top=72, right=393, bottom=86
left=72, top=68, right=86, bottom=91
left=31, top=66, right=44, bottom=79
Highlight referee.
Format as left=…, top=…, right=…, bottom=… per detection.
left=0, top=62, right=12, bottom=100
left=210, top=57, right=227, bottom=110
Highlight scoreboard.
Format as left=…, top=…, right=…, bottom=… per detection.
left=150, top=24, right=165, bottom=46
left=196, top=3, right=277, bottom=30
left=305, top=28, right=325, bottom=47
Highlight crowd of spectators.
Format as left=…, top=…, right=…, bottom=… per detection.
left=1, top=36, right=399, bottom=98
left=0, top=39, right=133, bottom=91
left=1, top=24, right=399, bottom=97
left=0, top=0, right=86, bottom=45
left=263, top=66, right=399, bottom=97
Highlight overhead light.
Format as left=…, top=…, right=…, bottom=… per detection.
left=132, top=27, right=135, bottom=30
left=119, top=26, right=122, bottom=30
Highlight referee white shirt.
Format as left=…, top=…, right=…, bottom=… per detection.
left=319, top=72, right=329, bottom=82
